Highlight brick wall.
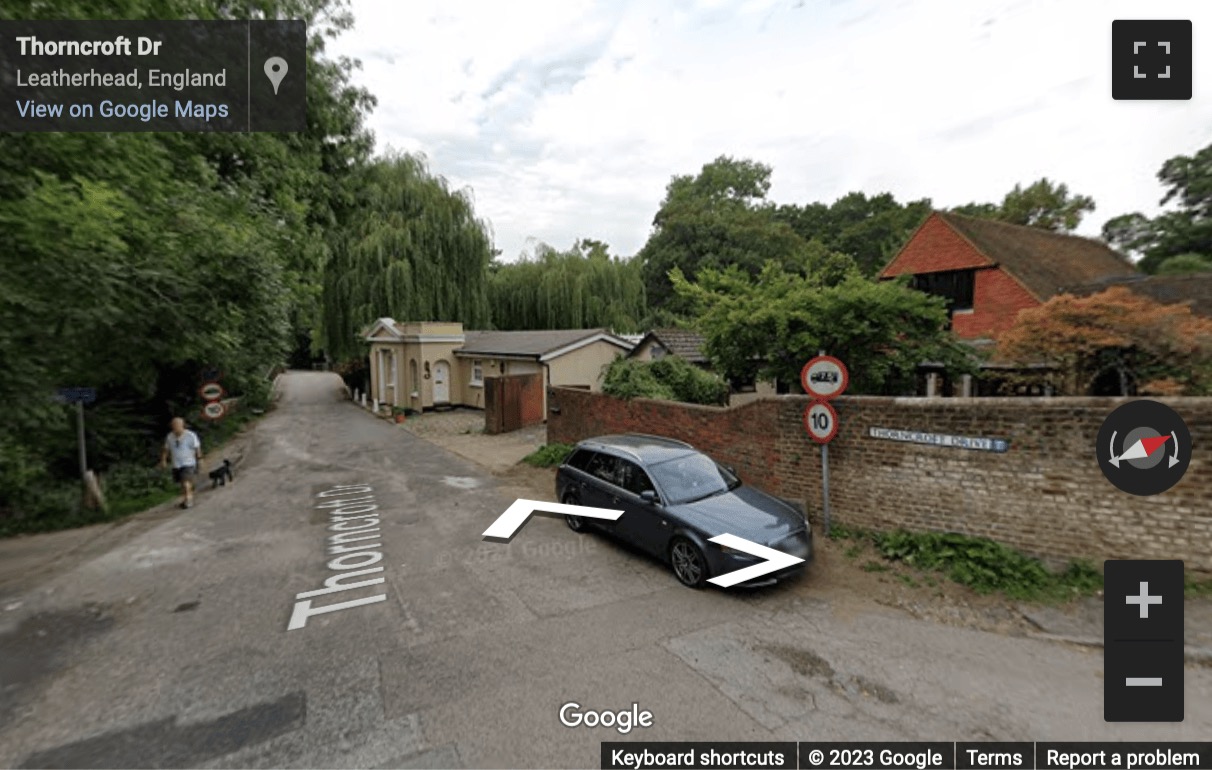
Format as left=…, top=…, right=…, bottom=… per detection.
left=547, top=388, right=1212, bottom=572
left=882, top=213, right=990, bottom=276
left=951, top=268, right=1039, bottom=338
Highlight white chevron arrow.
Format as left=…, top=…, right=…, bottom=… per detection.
left=482, top=499, right=623, bottom=543
left=707, top=533, right=805, bottom=588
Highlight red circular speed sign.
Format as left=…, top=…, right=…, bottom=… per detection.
left=201, top=401, right=226, bottom=421
left=803, top=400, right=839, bottom=444
left=801, top=355, right=849, bottom=399
left=199, top=381, right=225, bottom=402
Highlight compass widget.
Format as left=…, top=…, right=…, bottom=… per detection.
left=1096, top=400, right=1191, bottom=496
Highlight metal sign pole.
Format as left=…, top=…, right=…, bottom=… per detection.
left=816, top=350, right=830, bottom=536
left=802, top=351, right=845, bottom=539
left=821, top=443, right=830, bottom=537
left=76, top=399, right=87, bottom=480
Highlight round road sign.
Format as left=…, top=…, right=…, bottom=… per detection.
left=803, top=400, right=839, bottom=444
left=201, top=401, right=226, bottom=420
left=801, top=356, right=849, bottom=399
left=199, top=381, right=225, bottom=401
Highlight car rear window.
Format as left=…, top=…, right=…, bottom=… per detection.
left=565, top=449, right=595, bottom=471
left=585, top=453, right=624, bottom=487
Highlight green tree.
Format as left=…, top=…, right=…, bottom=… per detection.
left=952, top=178, right=1095, bottom=232
left=1102, top=143, right=1212, bottom=273
left=488, top=239, right=647, bottom=331
left=774, top=192, right=933, bottom=276
left=1156, top=253, right=1212, bottom=275
left=671, top=265, right=976, bottom=395
left=320, top=152, right=494, bottom=361
left=601, top=357, right=729, bottom=406
left=0, top=0, right=374, bottom=528
left=638, top=156, right=813, bottom=310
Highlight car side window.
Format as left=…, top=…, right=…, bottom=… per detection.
left=585, top=453, right=622, bottom=487
left=618, top=460, right=655, bottom=497
left=565, top=449, right=595, bottom=471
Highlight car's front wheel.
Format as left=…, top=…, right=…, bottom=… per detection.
left=669, top=537, right=708, bottom=589
left=562, top=491, right=588, bottom=533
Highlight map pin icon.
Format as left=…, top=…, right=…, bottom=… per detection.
left=264, top=57, right=288, bottom=95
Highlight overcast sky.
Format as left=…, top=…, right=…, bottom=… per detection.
left=326, top=0, right=1212, bottom=261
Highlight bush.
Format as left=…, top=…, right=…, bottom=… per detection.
left=648, top=357, right=730, bottom=405
left=523, top=443, right=575, bottom=467
left=829, top=524, right=1105, bottom=601
left=601, top=356, right=728, bottom=405
left=0, top=482, right=81, bottom=534
left=602, top=359, right=675, bottom=401
left=870, top=529, right=1100, bottom=600
left=101, top=462, right=176, bottom=499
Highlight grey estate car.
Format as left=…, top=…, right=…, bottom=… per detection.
left=555, top=434, right=812, bottom=588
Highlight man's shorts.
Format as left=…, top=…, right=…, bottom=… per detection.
left=172, top=465, right=198, bottom=483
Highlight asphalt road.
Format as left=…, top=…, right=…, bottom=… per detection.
left=1, top=371, right=1208, bottom=769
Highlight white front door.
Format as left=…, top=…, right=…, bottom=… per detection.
left=433, top=360, right=450, bottom=403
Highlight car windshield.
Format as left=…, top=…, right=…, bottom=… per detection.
left=647, top=452, right=739, bottom=505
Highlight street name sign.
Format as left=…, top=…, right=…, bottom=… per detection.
left=54, top=386, right=96, bottom=404
left=869, top=427, right=1009, bottom=453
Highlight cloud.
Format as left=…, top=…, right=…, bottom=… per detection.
left=328, top=0, right=1212, bottom=260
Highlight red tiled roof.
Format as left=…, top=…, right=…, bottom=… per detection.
left=937, top=212, right=1137, bottom=300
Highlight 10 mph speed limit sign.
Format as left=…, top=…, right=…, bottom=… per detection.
left=803, top=400, right=839, bottom=444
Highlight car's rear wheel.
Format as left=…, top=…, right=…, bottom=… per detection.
left=562, top=491, right=587, bottom=533
left=670, top=537, right=708, bottom=589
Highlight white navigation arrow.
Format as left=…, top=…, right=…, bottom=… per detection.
left=482, top=498, right=623, bottom=543
left=707, top=533, right=805, bottom=588
left=1169, top=431, right=1181, bottom=468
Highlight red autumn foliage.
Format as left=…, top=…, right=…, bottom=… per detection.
left=995, top=286, right=1212, bottom=395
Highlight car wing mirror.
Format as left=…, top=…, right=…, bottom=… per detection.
left=640, top=490, right=658, bottom=504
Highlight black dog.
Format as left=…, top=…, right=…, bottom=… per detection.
left=209, top=459, right=234, bottom=488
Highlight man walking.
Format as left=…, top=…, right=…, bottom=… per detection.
left=159, top=417, right=203, bottom=509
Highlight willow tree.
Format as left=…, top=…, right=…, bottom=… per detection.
left=488, top=239, right=647, bottom=332
left=321, top=152, right=494, bottom=361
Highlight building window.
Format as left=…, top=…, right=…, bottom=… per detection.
left=729, top=373, right=757, bottom=393
left=471, top=360, right=484, bottom=386
left=910, top=269, right=976, bottom=315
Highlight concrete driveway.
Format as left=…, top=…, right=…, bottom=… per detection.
left=0, top=371, right=1207, bottom=769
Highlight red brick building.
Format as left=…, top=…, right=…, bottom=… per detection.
left=881, top=211, right=1138, bottom=339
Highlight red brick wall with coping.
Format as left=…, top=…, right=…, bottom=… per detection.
left=546, top=388, right=1212, bottom=572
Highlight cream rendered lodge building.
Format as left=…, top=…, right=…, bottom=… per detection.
left=362, top=319, right=634, bottom=412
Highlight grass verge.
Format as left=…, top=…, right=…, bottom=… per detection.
left=829, top=524, right=1102, bottom=602
left=1187, top=575, right=1212, bottom=598
left=522, top=443, right=575, bottom=468
left=0, top=408, right=262, bottom=538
